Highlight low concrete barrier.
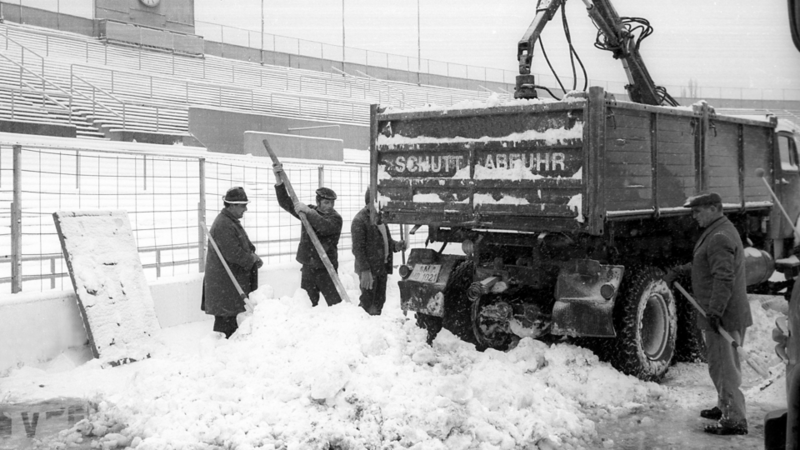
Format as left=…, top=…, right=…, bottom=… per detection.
left=0, top=260, right=311, bottom=376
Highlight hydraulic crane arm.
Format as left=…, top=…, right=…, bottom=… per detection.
left=584, top=0, right=668, bottom=105
left=515, top=0, right=566, bottom=99
left=517, top=0, right=565, bottom=77
left=515, top=0, right=677, bottom=106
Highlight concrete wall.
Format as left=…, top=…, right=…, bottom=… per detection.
left=95, top=0, right=196, bottom=34
left=0, top=120, right=76, bottom=138
left=202, top=41, right=515, bottom=94
left=244, top=132, right=343, bottom=161
left=0, top=3, right=95, bottom=36
left=0, top=260, right=308, bottom=376
left=188, top=106, right=369, bottom=155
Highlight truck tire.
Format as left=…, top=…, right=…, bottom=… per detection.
left=441, top=260, right=478, bottom=345
left=413, top=260, right=474, bottom=345
left=471, top=293, right=513, bottom=351
left=672, top=274, right=706, bottom=363
left=608, top=266, right=678, bottom=381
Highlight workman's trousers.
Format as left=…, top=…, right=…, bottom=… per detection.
left=301, top=266, right=342, bottom=307
left=704, top=326, right=748, bottom=427
left=213, top=315, right=238, bottom=339
left=358, top=271, right=388, bottom=315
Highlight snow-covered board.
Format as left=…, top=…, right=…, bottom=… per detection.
left=53, top=210, right=160, bottom=367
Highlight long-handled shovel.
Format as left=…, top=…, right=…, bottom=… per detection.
left=201, top=222, right=248, bottom=301
left=262, top=139, right=351, bottom=304
left=673, top=282, right=770, bottom=378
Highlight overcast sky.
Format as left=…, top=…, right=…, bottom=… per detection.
left=193, top=0, right=800, bottom=94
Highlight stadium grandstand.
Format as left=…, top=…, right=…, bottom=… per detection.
left=0, top=0, right=798, bottom=294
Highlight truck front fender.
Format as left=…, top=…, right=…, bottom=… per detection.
left=551, top=259, right=624, bottom=337
left=398, top=251, right=467, bottom=318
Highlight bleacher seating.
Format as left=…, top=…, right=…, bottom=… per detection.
left=0, top=20, right=505, bottom=141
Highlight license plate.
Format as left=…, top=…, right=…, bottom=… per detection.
left=409, top=264, right=441, bottom=283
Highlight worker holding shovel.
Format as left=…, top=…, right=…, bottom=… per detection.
left=663, top=192, right=752, bottom=436
left=201, top=186, right=263, bottom=338
left=273, top=164, right=343, bottom=307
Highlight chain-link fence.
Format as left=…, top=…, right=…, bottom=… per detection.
left=0, top=139, right=427, bottom=293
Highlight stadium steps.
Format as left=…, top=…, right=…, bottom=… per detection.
left=0, top=21, right=501, bottom=110
left=0, top=58, right=104, bottom=138
left=0, top=21, right=504, bottom=138
left=2, top=27, right=373, bottom=126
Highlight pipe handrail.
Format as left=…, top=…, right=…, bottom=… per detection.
left=0, top=52, right=69, bottom=98
left=18, top=80, right=72, bottom=113
left=70, top=74, right=124, bottom=120
left=355, top=69, right=405, bottom=107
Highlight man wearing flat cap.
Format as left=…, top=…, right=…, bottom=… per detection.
left=202, top=186, right=263, bottom=338
left=273, top=165, right=343, bottom=307
left=663, top=192, right=752, bottom=435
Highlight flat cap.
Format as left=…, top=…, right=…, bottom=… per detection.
left=683, top=192, right=722, bottom=208
left=315, top=187, right=337, bottom=200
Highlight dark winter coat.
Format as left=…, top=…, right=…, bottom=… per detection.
left=201, top=208, right=259, bottom=317
left=351, top=206, right=397, bottom=275
left=685, top=216, right=753, bottom=331
left=275, top=183, right=342, bottom=270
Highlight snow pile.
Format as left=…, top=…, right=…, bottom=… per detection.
left=10, top=283, right=667, bottom=449
left=377, top=123, right=583, bottom=149
left=3, top=272, right=789, bottom=449
left=384, top=92, right=573, bottom=115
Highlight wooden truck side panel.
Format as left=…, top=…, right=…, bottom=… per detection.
left=375, top=102, right=588, bottom=232
left=655, top=113, right=697, bottom=208
left=372, top=92, right=777, bottom=233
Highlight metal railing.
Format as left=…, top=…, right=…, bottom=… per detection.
left=1, top=7, right=800, bottom=103
left=0, top=138, right=427, bottom=294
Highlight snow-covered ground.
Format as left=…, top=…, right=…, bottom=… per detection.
left=0, top=269, right=789, bottom=450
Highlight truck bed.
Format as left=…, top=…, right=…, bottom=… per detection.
left=371, top=88, right=776, bottom=235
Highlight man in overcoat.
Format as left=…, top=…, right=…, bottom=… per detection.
left=201, top=186, right=263, bottom=338
left=352, top=187, right=405, bottom=315
left=273, top=165, right=343, bottom=307
left=664, top=192, right=752, bottom=435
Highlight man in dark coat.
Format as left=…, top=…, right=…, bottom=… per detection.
left=352, top=188, right=405, bottom=315
left=201, top=186, right=263, bottom=338
left=664, top=192, right=752, bottom=435
left=273, top=165, right=343, bottom=307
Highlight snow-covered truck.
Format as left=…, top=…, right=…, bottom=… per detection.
left=368, top=88, right=800, bottom=381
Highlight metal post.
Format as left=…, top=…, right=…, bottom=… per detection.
left=11, top=145, right=22, bottom=293
left=198, top=158, right=206, bottom=272
left=341, top=0, right=346, bottom=73
left=260, top=0, right=264, bottom=65
left=318, top=165, right=324, bottom=188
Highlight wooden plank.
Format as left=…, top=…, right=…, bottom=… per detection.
left=52, top=210, right=159, bottom=366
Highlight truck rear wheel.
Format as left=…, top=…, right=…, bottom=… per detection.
left=609, top=266, right=678, bottom=381
left=413, top=260, right=475, bottom=345
left=441, top=260, right=477, bottom=345
left=672, top=275, right=706, bottom=363
left=471, top=293, right=513, bottom=350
